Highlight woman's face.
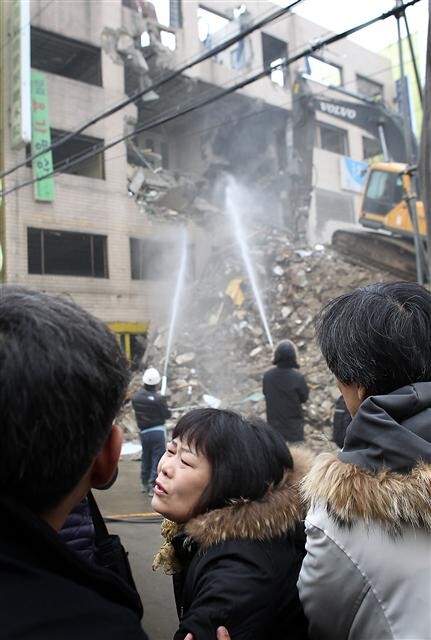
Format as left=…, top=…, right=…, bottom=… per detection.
left=151, top=437, right=211, bottom=523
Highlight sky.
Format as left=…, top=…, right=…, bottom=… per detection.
left=282, top=0, right=429, bottom=63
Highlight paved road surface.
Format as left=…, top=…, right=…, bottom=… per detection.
left=96, top=458, right=178, bottom=640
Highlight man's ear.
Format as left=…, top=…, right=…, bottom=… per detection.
left=90, top=424, right=122, bottom=489
left=358, top=384, right=368, bottom=402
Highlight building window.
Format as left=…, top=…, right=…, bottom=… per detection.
left=262, top=33, right=288, bottom=87
left=26, top=129, right=105, bottom=179
left=362, top=136, right=383, bottom=161
left=130, top=238, right=194, bottom=280
left=123, top=0, right=182, bottom=27
left=305, top=56, right=343, bottom=87
left=356, top=74, right=383, bottom=102
left=28, top=228, right=108, bottom=278
left=317, top=122, right=349, bottom=155
left=197, top=6, right=229, bottom=43
left=31, top=27, right=102, bottom=86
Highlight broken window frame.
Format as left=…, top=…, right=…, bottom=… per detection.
left=27, top=228, right=109, bottom=278
left=26, top=128, right=105, bottom=180
left=261, top=32, right=288, bottom=88
left=197, top=5, right=230, bottom=44
left=356, top=74, right=384, bottom=102
left=123, top=0, right=182, bottom=28
left=316, top=122, right=349, bottom=156
left=30, top=27, right=102, bottom=87
left=305, top=55, right=343, bottom=87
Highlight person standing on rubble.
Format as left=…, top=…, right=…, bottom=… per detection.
left=263, top=340, right=309, bottom=443
left=132, top=367, right=171, bottom=496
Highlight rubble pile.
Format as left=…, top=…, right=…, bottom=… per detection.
left=119, top=221, right=394, bottom=453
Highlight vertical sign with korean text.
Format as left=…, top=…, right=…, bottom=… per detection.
left=9, top=0, right=31, bottom=148
left=31, top=71, right=55, bottom=201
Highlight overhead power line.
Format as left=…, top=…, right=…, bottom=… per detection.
left=0, top=0, right=303, bottom=182
left=0, top=0, right=421, bottom=200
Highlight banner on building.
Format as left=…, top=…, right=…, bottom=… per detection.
left=9, top=0, right=31, bottom=148
left=31, top=71, right=55, bottom=201
left=340, top=157, right=368, bottom=194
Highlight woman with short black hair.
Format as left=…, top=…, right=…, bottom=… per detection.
left=152, top=407, right=310, bottom=640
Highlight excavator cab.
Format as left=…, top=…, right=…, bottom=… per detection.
left=333, top=163, right=425, bottom=280
left=359, top=163, right=425, bottom=238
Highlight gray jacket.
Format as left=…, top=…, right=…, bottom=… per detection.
left=298, top=384, right=431, bottom=640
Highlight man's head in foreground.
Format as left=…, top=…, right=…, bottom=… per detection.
left=0, top=287, right=129, bottom=525
left=315, top=281, right=431, bottom=415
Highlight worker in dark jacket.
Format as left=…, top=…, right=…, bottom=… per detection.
left=152, top=408, right=311, bottom=640
left=132, top=367, right=171, bottom=495
left=0, top=287, right=147, bottom=640
left=263, top=340, right=309, bottom=442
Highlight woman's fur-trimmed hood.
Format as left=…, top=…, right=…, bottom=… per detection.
left=153, top=447, right=313, bottom=574
left=186, top=447, right=313, bottom=548
left=302, top=452, right=431, bottom=532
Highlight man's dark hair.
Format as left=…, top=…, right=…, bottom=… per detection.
left=172, top=408, right=293, bottom=515
left=0, top=287, right=129, bottom=512
left=316, top=281, right=431, bottom=396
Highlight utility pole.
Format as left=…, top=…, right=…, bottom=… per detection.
left=396, top=0, right=426, bottom=283
left=420, top=1, right=431, bottom=284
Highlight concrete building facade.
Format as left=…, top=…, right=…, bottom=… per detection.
left=0, top=0, right=398, bottom=353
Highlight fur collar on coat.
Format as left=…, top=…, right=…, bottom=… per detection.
left=302, top=452, right=431, bottom=533
left=153, top=447, right=313, bottom=574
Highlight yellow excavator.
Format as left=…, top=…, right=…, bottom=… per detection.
left=333, top=163, right=425, bottom=279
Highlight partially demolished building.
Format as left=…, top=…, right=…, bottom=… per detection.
left=1, top=0, right=396, bottom=362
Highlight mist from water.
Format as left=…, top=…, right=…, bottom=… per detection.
left=224, top=175, right=274, bottom=348
left=160, top=232, right=188, bottom=395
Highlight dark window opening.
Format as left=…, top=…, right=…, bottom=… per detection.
left=357, top=74, right=384, bottom=102
left=26, top=129, right=105, bottom=179
left=130, top=238, right=194, bottom=281
left=28, top=228, right=108, bottom=278
left=31, top=27, right=102, bottom=86
left=261, top=32, right=288, bottom=87
left=362, top=136, right=383, bottom=161
left=317, top=122, right=348, bottom=155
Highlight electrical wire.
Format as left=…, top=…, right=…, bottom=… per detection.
left=0, top=0, right=421, bottom=200
left=0, top=0, right=304, bottom=182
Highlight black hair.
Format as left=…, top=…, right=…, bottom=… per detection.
left=273, top=339, right=299, bottom=368
left=0, top=287, right=129, bottom=512
left=316, top=281, right=431, bottom=396
left=172, top=407, right=293, bottom=514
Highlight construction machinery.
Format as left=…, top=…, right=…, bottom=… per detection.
left=290, top=74, right=425, bottom=279
left=333, top=162, right=425, bottom=279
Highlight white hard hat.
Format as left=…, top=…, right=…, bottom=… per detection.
left=142, top=367, right=161, bottom=386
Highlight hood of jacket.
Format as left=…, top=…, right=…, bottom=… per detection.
left=302, top=384, right=431, bottom=532
left=153, top=447, right=313, bottom=574
left=339, top=383, right=431, bottom=473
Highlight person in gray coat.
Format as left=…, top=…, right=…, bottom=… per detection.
left=298, top=281, right=431, bottom=640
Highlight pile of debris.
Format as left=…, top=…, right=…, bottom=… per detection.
left=119, top=222, right=394, bottom=453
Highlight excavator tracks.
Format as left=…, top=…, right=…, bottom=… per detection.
left=332, top=230, right=418, bottom=280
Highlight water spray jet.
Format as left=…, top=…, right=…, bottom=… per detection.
left=224, top=176, right=274, bottom=348
left=161, top=234, right=188, bottom=396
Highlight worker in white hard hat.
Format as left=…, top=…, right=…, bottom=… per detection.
left=132, top=368, right=171, bottom=496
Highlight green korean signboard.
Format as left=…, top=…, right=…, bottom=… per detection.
left=31, top=71, right=55, bottom=201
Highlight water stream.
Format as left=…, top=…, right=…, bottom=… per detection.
left=160, top=234, right=188, bottom=395
left=224, top=176, right=274, bottom=348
